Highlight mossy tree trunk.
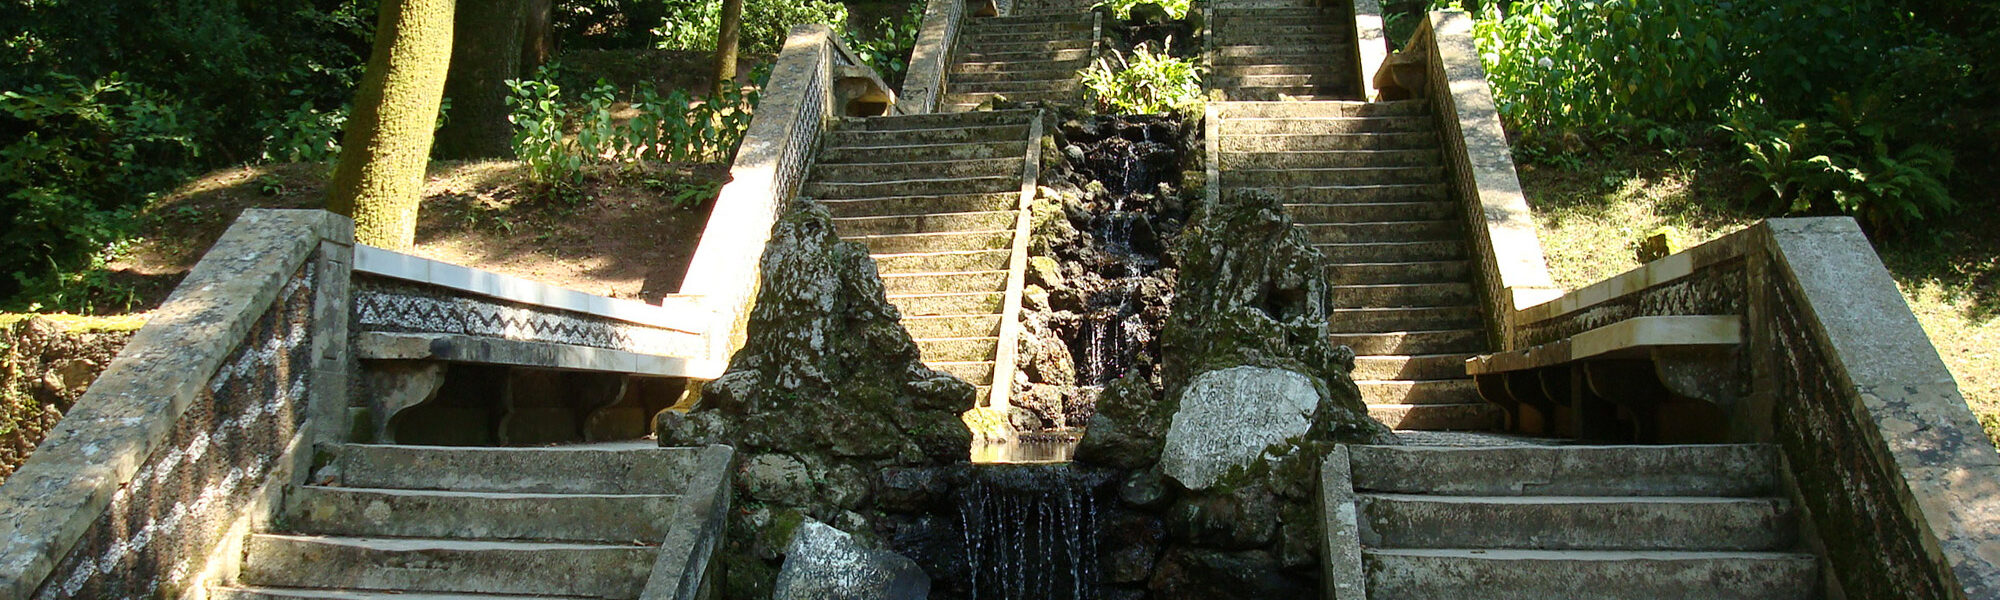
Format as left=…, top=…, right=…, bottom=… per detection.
left=521, top=0, right=553, bottom=73
left=328, top=0, right=456, bottom=250
left=435, top=0, right=526, bottom=159
left=713, top=0, right=745, bottom=95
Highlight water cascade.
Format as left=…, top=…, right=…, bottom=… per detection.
left=953, top=466, right=1113, bottom=600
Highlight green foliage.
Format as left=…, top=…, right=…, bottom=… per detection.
left=1446, top=0, right=1986, bottom=231
left=842, top=3, right=924, bottom=89
left=652, top=0, right=851, bottom=56
left=1095, top=0, right=1194, bottom=20
left=1082, top=44, right=1205, bottom=115
left=507, top=69, right=760, bottom=200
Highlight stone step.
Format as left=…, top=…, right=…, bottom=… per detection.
left=1224, top=132, right=1438, bottom=152
left=805, top=176, right=1021, bottom=200
left=1216, top=100, right=1428, bottom=119
left=1210, top=64, right=1342, bottom=78
left=966, top=12, right=1096, bottom=26
left=1368, top=403, right=1502, bottom=431
left=823, top=193, right=1020, bottom=218
left=331, top=444, right=698, bottom=495
left=888, top=291, right=1006, bottom=316
left=1213, top=44, right=1346, bottom=59
left=1210, top=52, right=1336, bottom=66
left=1316, top=240, right=1467, bottom=263
left=916, top=337, right=1001, bottom=362
left=1356, top=378, right=1482, bottom=405
left=959, top=39, right=1094, bottom=54
left=1225, top=149, right=1441, bottom=170
left=1331, top=282, right=1475, bottom=308
left=1223, top=116, right=1433, bottom=135
left=827, top=124, right=1030, bottom=148
left=872, top=249, right=1012, bottom=273
left=954, top=59, right=1092, bottom=74
left=818, top=140, right=1029, bottom=164
left=1362, top=549, right=1817, bottom=600
left=1222, top=166, right=1444, bottom=187
left=1212, top=74, right=1355, bottom=91
left=1297, top=220, right=1459, bottom=244
left=904, top=314, right=1004, bottom=339
left=949, top=67, right=1089, bottom=84
left=838, top=210, right=1017, bottom=238
left=1257, top=184, right=1449, bottom=204
left=239, top=535, right=654, bottom=598
left=285, top=487, right=679, bottom=543
left=879, top=270, right=1010, bottom=294
left=1213, top=0, right=1322, bottom=8
left=962, top=29, right=1094, bottom=44
left=852, top=229, right=1013, bottom=254
left=1212, top=4, right=1335, bottom=15
left=1347, top=445, right=1783, bottom=497
left=1327, top=306, right=1481, bottom=333
left=1354, top=354, right=1474, bottom=380
left=1335, top=328, right=1485, bottom=356
left=1212, top=32, right=1351, bottom=47
left=947, top=78, right=1082, bottom=94
left=217, top=588, right=597, bottom=600
left=815, top=157, right=1024, bottom=183
left=1212, top=23, right=1349, bottom=37
left=940, top=89, right=1083, bottom=107
left=931, top=360, right=998, bottom=386
left=1360, top=494, right=1796, bottom=551
left=1325, top=260, right=1472, bottom=285
left=1288, top=201, right=1455, bottom=224
left=1223, top=89, right=1359, bottom=102
left=958, top=48, right=1094, bottom=63
left=851, top=109, right=1038, bottom=131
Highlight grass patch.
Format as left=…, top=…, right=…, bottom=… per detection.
left=0, top=314, right=149, bottom=333
left=1519, top=145, right=2000, bottom=446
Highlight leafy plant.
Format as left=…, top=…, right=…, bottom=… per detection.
left=1094, top=0, right=1193, bottom=20
left=506, top=69, right=760, bottom=201
left=1722, top=105, right=1956, bottom=234
left=506, top=77, right=586, bottom=191
left=653, top=0, right=850, bottom=56
left=1082, top=43, right=1205, bottom=115
left=843, top=3, right=923, bottom=89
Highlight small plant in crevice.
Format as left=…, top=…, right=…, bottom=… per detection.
left=1081, top=43, right=1205, bottom=116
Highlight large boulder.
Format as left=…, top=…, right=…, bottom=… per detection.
left=773, top=520, right=930, bottom=600
left=1159, top=366, right=1321, bottom=490
left=657, top=198, right=975, bottom=463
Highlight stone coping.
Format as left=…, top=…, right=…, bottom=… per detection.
left=354, top=245, right=711, bottom=335
left=1318, top=446, right=1366, bottom=600
left=899, top=0, right=965, bottom=114
left=0, top=209, right=350, bottom=598
left=1351, top=0, right=1388, bottom=99
left=1466, top=315, right=1741, bottom=375
left=639, top=444, right=735, bottom=600
left=354, top=332, right=727, bottom=379
left=1513, top=229, right=1755, bottom=326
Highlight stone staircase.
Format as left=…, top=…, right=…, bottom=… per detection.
left=217, top=443, right=710, bottom=599
left=1208, top=0, right=1363, bottom=101
left=943, top=12, right=1095, bottom=112
left=813, top=110, right=1038, bottom=400
left=1347, top=443, right=1821, bottom=599
left=1214, top=100, right=1497, bottom=430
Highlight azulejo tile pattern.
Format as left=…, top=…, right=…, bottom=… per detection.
left=353, top=276, right=706, bottom=358
left=36, top=263, right=316, bottom=599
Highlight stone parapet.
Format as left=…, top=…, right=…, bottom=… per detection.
left=900, top=0, right=966, bottom=114
left=0, top=209, right=354, bottom=599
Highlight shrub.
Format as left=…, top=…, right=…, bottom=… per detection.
left=1082, top=43, right=1205, bottom=115
left=1723, top=102, right=1955, bottom=235
left=842, top=3, right=924, bottom=89
left=507, top=70, right=760, bottom=197
left=652, top=0, right=851, bottom=56
left=1095, top=0, right=1194, bottom=20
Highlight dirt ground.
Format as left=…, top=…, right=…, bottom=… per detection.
left=105, top=160, right=728, bottom=312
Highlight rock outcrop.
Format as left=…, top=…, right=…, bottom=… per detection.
left=773, top=520, right=930, bottom=600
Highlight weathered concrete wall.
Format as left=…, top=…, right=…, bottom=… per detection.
left=1404, top=11, right=1563, bottom=351
left=0, top=210, right=354, bottom=599
left=1509, top=219, right=2000, bottom=599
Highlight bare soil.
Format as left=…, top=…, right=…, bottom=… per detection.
left=105, top=160, right=727, bottom=312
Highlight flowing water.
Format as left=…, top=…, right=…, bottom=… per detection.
left=955, top=465, right=1111, bottom=600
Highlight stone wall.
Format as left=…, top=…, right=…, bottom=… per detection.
left=353, top=275, right=707, bottom=359
left=899, top=0, right=963, bottom=114
left=0, top=319, right=136, bottom=483
left=0, top=210, right=353, bottom=599
left=1507, top=219, right=2000, bottom=599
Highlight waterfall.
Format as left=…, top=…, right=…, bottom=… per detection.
left=956, top=466, right=1109, bottom=600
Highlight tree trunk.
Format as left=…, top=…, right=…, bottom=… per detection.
left=520, top=0, right=554, bottom=74
left=328, top=0, right=456, bottom=250
left=713, top=0, right=746, bottom=95
left=435, top=0, right=526, bottom=159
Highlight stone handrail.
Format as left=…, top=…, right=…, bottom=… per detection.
left=1349, top=0, right=1388, bottom=98
left=900, top=0, right=966, bottom=114
left=640, top=444, right=736, bottom=600
left=1506, top=218, right=2000, bottom=599
left=1385, top=11, right=1562, bottom=350
left=680, top=24, right=888, bottom=365
left=0, top=209, right=356, bottom=599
